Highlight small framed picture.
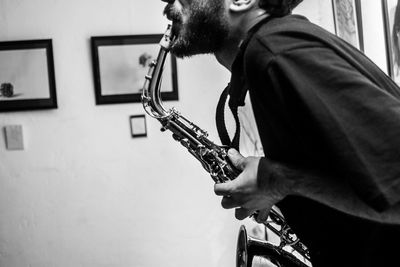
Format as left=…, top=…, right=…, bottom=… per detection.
left=91, top=34, right=179, bottom=105
left=129, top=114, right=147, bottom=138
left=0, top=39, right=57, bottom=112
left=383, top=0, right=400, bottom=83
left=332, top=0, right=364, bottom=51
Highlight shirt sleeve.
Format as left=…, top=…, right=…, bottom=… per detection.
left=249, top=43, right=400, bottom=211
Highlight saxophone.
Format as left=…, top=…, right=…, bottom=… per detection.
left=142, top=25, right=312, bottom=267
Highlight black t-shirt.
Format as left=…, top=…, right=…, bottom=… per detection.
left=228, top=15, right=400, bottom=266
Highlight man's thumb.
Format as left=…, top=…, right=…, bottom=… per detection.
left=228, top=149, right=245, bottom=170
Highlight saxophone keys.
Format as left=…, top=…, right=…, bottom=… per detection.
left=149, top=60, right=157, bottom=67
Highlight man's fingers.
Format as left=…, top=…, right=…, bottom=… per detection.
left=214, top=181, right=235, bottom=196
left=235, top=207, right=252, bottom=220
left=221, top=196, right=241, bottom=209
left=254, top=209, right=270, bottom=223
left=228, top=149, right=246, bottom=170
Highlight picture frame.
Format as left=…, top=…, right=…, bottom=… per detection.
left=332, top=0, right=364, bottom=51
left=129, top=114, right=147, bottom=138
left=382, top=0, right=400, bottom=83
left=0, top=39, right=57, bottom=112
left=91, top=34, right=179, bottom=105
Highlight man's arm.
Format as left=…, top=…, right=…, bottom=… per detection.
left=214, top=149, right=400, bottom=224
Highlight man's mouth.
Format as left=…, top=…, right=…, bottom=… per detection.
left=163, top=9, right=182, bottom=40
left=165, top=12, right=173, bottom=21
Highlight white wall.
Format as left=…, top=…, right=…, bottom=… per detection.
left=0, top=1, right=389, bottom=267
left=0, top=1, right=240, bottom=266
left=360, top=0, right=388, bottom=72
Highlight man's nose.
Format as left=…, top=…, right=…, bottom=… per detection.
left=161, top=0, right=174, bottom=3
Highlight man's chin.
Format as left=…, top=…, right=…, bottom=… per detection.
left=171, top=41, right=217, bottom=58
left=170, top=42, right=194, bottom=58
left=168, top=33, right=194, bottom=58
left=168, top=27, right=223, bottom=58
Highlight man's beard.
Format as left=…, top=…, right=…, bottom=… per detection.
left=164, top=0, right=230, bottom=58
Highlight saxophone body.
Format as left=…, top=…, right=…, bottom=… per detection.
left=142, top=26, right=311, bottom=267
left=142, top=25, right=239, bottom=184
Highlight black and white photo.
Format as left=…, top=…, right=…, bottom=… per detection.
left=129, top=114, right=147, bottom=138
left=332, top=0, right=364, bottom=51
left=383, top=0, right=400, bottom=83
left=91, top=34, right=178, bottom=105
left=0, top=39, right=57, bottom=112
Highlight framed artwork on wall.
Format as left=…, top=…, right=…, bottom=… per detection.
left=332, top=0, right=364, bottom=51
left=91, top=34, right=179, bottom=105
left=382, top=0, right=400, bottom=84
left=0, top=39, right=57, bottom=112
left=129, top=114, right=147, bottom=138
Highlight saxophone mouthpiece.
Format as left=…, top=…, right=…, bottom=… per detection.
left=160, top=24, right=174, bottom=50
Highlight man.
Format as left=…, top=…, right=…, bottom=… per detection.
left=161, top=0, right=400, bottom=266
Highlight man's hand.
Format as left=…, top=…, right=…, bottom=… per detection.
left=215, top=150, right=400, bottom=225
left=214, top=149, right=293, bottom=223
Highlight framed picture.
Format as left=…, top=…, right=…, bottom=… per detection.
left=332, top=0, right=364, bottom=51
left=383, top=0, right=400, bottom=83
left=129, top=114, right=147, bottom=138
left=91, top=34, right=179, bottom=105
left=0, top=39, right=57, bottom=112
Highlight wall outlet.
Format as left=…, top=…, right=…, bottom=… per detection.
left=4, top=125, right=24, bottom=150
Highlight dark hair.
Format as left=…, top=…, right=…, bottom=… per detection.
left=259, top=0, right=303, bottom=16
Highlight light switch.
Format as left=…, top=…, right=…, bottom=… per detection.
left=4, top=125, right=24, bottom=150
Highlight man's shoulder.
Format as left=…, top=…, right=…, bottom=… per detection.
left=247, top=14, right=335, bottom=56
left=258, top=14, right=315, bottom=32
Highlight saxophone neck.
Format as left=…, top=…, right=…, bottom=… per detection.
left=142, top=25, right=174, bottom=119
left=160, top=24, right=174, bottom=50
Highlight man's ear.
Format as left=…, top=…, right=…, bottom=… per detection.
left=229, top=0, right=257, bottom=12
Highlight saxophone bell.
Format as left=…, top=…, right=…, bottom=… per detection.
left=237, top=225, right=311, bottom=267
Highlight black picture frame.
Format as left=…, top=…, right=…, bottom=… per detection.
left=129, top=114, right=147, bottom=138
left=91, top=34, right=179, bottom=105
left=382, top=0, right=400, bottom=83
left=0, top=39, right=57, bottom=112
left=332, top=0, right=364, bottom=51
